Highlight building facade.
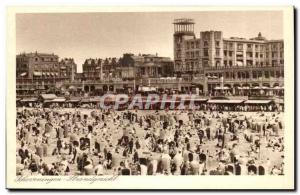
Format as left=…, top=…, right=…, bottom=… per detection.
left=173, top=18, right=284, bottom=95
left=78, top=53, right=175, bottom=94
left=59, top=58, right=77, bottom=82
left=16, top=52, right=77, bottom=97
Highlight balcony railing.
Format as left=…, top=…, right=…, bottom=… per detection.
left=204, top=64, right=284, bottom=71
left=206, top=77, right=283, bottom=83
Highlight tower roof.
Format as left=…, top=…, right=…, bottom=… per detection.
left=173, top=18, right=195, bottom=24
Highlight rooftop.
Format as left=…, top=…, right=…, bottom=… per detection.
left=173, top=18, right=195, bottom=24
left=17, top=52, right=58, bottom=58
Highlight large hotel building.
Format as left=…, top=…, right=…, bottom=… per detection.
left=15, top=18, right=284, bottom=98
left=16, top=52, right=77, bottom=97
left=173, top=18, right=284, bottom=95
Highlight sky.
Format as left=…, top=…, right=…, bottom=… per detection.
left=16, top=11, right=283, bottom=72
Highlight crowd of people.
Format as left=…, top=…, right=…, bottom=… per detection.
left=20, top=101, right=284, bottom=112
left=16, top=106, right=284, bottom=176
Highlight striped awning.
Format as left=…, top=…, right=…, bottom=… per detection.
left=20, top=97, right=38, bottom=102
left=215, top=86, right=229, bottom=90
left=207, top=99, right=245, bottom=104
left=51, top=98, right=66, bottom=102
left=244, top=100, right=272, bottom=104
left=40, top=94, right=57, bottom=100
left=193, top=98, right=208, bottom=102
left=33, top=71, right=42, bottom=76
left=20, top=72, right=27, bottom=76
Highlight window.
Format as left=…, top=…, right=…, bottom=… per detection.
left=191, top=42, right=194, bottom=49
left=204, top=49, right=209, bottom=57
left=229, top=51, right=233, bottom=57
left=232, top=72, right=235, bottom=79
left=186, top=52, right=189, bottom=58
left=247, top=44, right=252, bottom=49
left=237, top=44, right=243, bottom=50
left=272, top=60, right=277, bottom=66
left=276, top=71, right=280, bottom=78
left=246, top=52, right=253, bottom=58
left=255, top=53, right=259, bottom=58
left=216, top=41, right=220, bottom=47
left=229, top=61, right=233, bottom=67
left=203, top=60, right=209, bottom=67
left=246, top=72, right=250, bottom=79
left=224, top=61, right=227, bottom=67
left=265, top=71, right=269, bottom=78
left=236, top=51, right=243, bottom=58
left=225, top=72, right=229, bottom=78
left=224, top=51, right=227, bottom=57
left=246, top=60, right=253, bottom=66
left=216, top=49, right=220, bottom=56
left=257, top=71, right=262, bottom=78
left=35, top=58, right=38, bottom=62
left=204, top=41, right=208, bottom=47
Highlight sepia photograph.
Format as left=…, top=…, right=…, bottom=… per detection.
left=6, top=6, right=295, bottom=190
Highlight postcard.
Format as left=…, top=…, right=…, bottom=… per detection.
left=6, top=6, right=295, bottom=190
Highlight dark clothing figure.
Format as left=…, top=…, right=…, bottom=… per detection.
left=129, top=140, right=134, bottom=154
left=133, top=151, right=139, bottom=163
left=29, top=161, right=38, bottom=172
left=198, top=130, right=204, bottom=144
left=135, top=140, right=141, bottom=149
left=56, top=139, right=62, bottom=155
left=95, top=141, right=100, bottom=153
left=205, top=128, right=211, bottom=140
left=121, top=168, right=130, bottom=175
